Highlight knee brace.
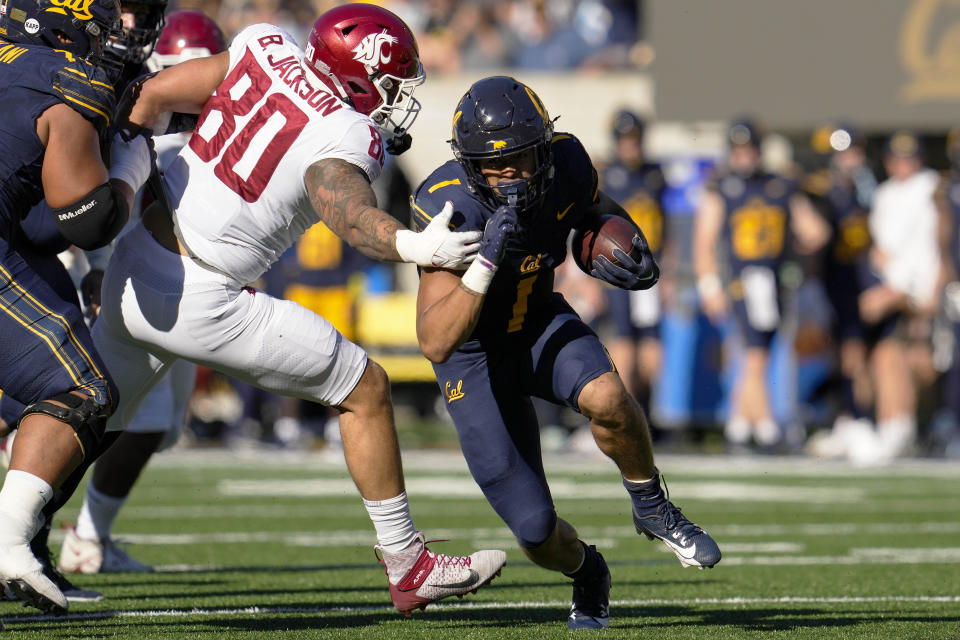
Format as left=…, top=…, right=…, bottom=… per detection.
left=19, top=393, right=110, bottom=461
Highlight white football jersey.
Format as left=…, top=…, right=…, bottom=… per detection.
left=163, top=24, right=385, bottom=285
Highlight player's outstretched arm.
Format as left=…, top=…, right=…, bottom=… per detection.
left=124, top=52, right=231, bottom=130
left=306, top=159, right=480, bottom=266
left=415, top=204, right=517, bottom=363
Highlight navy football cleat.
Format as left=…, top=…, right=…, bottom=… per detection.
left=632, top=498, right=721, bottom=569
left=567, top=549, right=611, bottom=629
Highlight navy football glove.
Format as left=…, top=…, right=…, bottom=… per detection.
left=478, top=205, right=518, bottom=266
left=591, top=234, right=661, bottom=290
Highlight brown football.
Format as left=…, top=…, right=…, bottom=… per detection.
left=571, top=214, right=642, bottom=274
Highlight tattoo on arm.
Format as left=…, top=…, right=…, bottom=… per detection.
left=306, top=158, right=405, bottom=261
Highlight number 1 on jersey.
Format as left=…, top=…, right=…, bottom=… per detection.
left=508, top=275, right=538, bottom=333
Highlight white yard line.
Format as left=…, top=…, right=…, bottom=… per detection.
left=4, top=595, right=960, bottom=625
left=216, top=477, right=867, bottom=503
left=53, top=521, right=960, bottom=547
left=149, top=447, right=960, bottom=478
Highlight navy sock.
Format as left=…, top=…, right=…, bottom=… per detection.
left=564, top=541, right=605, bottom=582
left=623, top=468, right=666, bottom=515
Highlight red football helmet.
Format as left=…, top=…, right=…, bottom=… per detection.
left=146, top=10, right=226, bottom=71
left=303, top=3, right=425, bottom=138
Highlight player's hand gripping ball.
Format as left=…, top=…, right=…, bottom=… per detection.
left=572, top=214, right=660, bottom=290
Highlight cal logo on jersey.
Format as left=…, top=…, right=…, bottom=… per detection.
left=520, top=254, right=542, bottom=274
left=352, top=29, right=397, bottom=73
left=46, top=0, right=94, bottom=21
left=445, top=379, right=465, bottom=403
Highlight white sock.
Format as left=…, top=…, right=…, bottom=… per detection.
left=754, top=419, right=781, bottom=446
left=363, top=492, right=418, bottom=553
left=0, top=470, right=52, bottom=543
left=75, top=483, right=127, bottom=541
left=724, top=416, right=751, bottom=444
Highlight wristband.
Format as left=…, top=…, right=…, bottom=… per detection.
left=696, top=273, right=723, bottom=298
left=460, top=256, right=498, bottom=294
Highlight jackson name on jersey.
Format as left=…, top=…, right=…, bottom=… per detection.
left=164, top=24, right=385, bottom=286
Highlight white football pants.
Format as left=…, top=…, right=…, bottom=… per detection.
left=93, top=222, right=367, bottom=432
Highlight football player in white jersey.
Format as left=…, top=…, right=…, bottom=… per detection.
left=59, top=10, right=225, bottom=577
left=85, top=3, right=503, bottom=615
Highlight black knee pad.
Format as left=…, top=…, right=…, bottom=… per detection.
left=19, top=392, right=110, bottom=461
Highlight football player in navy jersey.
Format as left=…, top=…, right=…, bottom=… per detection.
left=802, top=124, right=877, bottom=458
left=0, top=0, right=155, bottom=614
left=599, top=109, right=668, bottom=431
left=934, top=128, right=960, bottom=456
left=693, top=118, right=828, bottom=451
left=0, top=0, right=171, bottom=601
left=412, top=76, right=721, bottom=630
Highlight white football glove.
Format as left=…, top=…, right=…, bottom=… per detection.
left=395, top=200, right=481, bottom=269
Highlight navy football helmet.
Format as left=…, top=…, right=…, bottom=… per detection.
left=727, top=117, right=763, bottom=148
left=450, top=75, right=555, bottom=214
left=0, top=0, right=122, bottom=60
left=104, top=0, right=167, bottom=64
left=611, top=109, right=645, bottom=140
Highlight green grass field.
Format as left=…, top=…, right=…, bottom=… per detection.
left=3, top=446, right=959, bottom=639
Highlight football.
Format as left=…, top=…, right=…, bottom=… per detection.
left=571, top=214, right=643, bottom=274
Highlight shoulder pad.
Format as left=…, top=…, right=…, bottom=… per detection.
left=54, top=57, right=116, bottom=131
left=411, top=162, right=484, bottom=233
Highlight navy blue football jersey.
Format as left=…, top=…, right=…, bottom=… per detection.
left=412, top=133, right=598, bottom=342
left=937, top=171, right=960, bottom=276
left=804, top=168, right=872, bottom=267
left=601, top=161, right=666, bottom=258
left=0, top=39, right=115, bottom=231
left=707, top=169, right=795, bottom=272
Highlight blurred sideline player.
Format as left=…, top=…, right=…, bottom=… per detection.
left=694, top=118, right=829, bottom=450
left=802, top=124, right=877, bottom=458
left=599, top=109, right=668, bottom=432
left=413, top=76, right=721, bottom=629
left=0, top=0, right=156, bottom=614
left=934, top=127, right=960, bottom=456
left=58, top=10, right=225, bottom=576
left=89, top=4, right=506, bottom=614
left=855, top=131, right=940, bottom=463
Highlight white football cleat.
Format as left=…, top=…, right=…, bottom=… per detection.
left=59, top=526, right=153, bottom=574
left=376, top=533, right=506, bottom=616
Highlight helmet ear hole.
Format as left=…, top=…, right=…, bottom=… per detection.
left=340, top=25, right=356, bottom=36
left=347, top=81, right=368, bottom=95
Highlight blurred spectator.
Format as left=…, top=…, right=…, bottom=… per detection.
left=854, top=131, right=940, bottom=463
left=510, top=0, right=638, bottom=71
left=693, top=118, right=828, bottom=451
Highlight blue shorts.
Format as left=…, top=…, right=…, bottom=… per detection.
left=606, top=287, right=660, bottom=340
left=824, top=264, right=864, bottom=341
left=0, top=234, right=114, bottom=417
left=433, top=294, right=614, bottom=547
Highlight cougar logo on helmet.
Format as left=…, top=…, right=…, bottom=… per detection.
left=352, top=29, right=397, bottom=73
